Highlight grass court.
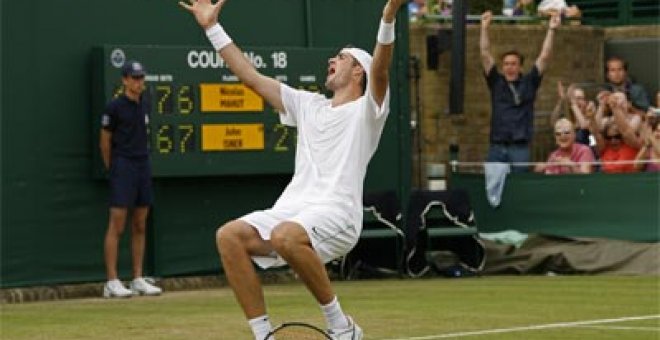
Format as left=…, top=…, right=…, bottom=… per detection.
left=2, top=275, right=659, bottom=339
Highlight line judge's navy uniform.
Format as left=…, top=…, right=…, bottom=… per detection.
left=102, top=94, right=152, bottom=207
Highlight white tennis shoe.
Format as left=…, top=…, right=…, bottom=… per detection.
left=130, top=277, right=162, bottom=296
left=103, top=279, right=133, bottom=298
left=327, top=316, right=363, bottom=340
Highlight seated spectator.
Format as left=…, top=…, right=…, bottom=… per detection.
left=595, top=90, right=642, bottom=139
left=591, top=121, right=639, bottom=173
left=609, top=91, right=644, bottom=148
left=438, top=0, right=452, bottom=16
left=408, top=0, right=427, bottom=21
left=550, top=82, right=595, bottom=145
left=633, top=117, right=660, bottom=172
left=594, top=89, right=612, bottom=130
left=537, top=0, right=581, bottom=18
left=514, top=0, right=536, bottom=16
left=535, top=118, right=594, bottom=174
left=604, top=56, right=650, bottom=112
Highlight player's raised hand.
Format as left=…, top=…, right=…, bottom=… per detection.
left=179, top=0, right=225, bottom=30
left=383, top=0, right=405, bottom=22
left=386, top=0, right=405, bottom=10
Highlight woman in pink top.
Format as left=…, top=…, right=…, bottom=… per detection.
left=535, top=118, right=595, bottom=174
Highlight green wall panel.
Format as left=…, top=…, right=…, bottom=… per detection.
left=452, top=173, right=660, bottom=242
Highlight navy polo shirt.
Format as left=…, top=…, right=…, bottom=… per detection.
left=101, top=94, right=150, bottom=159
left=485, top=65, right=542, bottom=144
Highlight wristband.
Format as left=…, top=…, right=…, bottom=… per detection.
left=206, top=23, right=232, bottom=51
left=377, top=19, right=395, bottom=45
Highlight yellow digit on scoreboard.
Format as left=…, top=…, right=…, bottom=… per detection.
left=200, top=84, right=264, bottom=112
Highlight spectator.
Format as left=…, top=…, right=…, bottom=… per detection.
left=604, top=56, right=650, bottom=112
left=480, top=10, right=560, bottom=172
left=634, top=117, right=660, bottom=172
left=514, top=0, right=536, bottom=16
left=502, top=0, right=517, bottom=16
left=438, top=0, right=452, bottom=16
left=595, top=90, right=643, bottom=138
left=609, top=91, right=644, bottom=148
left=549, top=82, right=595, bottom=145
left=590, top=119, right=639, bottom=173
left=537, top=0, right=581, bottom=18
left=535, top=118, right=594, bottom=174
left=408, top=0, right=427, bottom=21
left=594, top=89, right=613, bottom=130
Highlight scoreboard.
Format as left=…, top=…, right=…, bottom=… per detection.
left=92, top=45, right=335, bottom=177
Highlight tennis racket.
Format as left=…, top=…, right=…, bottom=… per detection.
left=263, top=322, right=332, bottom=339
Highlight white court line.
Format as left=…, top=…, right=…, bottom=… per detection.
left=381, top=315, right=660, bottom=340
left=577, top=325, right=660, bottom=332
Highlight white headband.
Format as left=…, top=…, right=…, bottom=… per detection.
left=341, top=47, right=373, bottom=79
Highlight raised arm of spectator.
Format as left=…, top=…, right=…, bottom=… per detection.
left=569, top=91, right=590, bottom=130
left=588, top=115, right=605, bottom=154
left=534, top=13, right=560, bottom=74
left=650, top=134, right=660, bottom=156
left=370, top=0, right=405, bottom=107
left=595, top=90, right=611, bottom=130
left=633, top=125, right=653, bottom=171
left=180, top=0, right=284, bottom=112
left=479, top=11, right=495, bottom=72
left=609, top=93, right=642, bottom=148
left=549, top=81, right=567, bottom=126
left=633, top=147, right=648, bottom=171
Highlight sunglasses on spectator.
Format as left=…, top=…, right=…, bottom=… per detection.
left=130, top=75, right=145, bottom=80
left=605, top=134, right=622, bottom=140
left=554, top=130, right=572, bottom=137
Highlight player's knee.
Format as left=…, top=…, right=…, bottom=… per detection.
left=270, top=226, right=298, bottom=255
left=216, top=221, right=241, bottom=251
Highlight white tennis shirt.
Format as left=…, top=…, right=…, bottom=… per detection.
left=274, top=83, right=390, bottom=228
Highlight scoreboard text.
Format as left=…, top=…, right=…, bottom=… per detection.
left=93, top=45, right=332, bottom=177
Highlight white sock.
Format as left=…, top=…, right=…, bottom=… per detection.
left=320, top=296, right=349, bottom=330
left=248, top=315, right=272, bottom=340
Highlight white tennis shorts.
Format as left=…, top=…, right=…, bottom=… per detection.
left=239, top=205, right=360, bottom=269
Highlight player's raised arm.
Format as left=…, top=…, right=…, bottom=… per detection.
left=370, top=0, right=405, bottom=107
left=179, top=0, right=284, bottom=112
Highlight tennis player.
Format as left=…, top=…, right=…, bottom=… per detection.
left=180, top=0, right=404, bottom=339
